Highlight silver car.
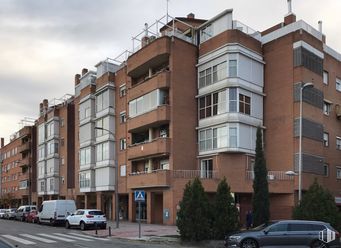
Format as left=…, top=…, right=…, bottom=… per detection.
left=225, top=220, right=340, bottom=248
left=4, top=208, right=16, bottom=220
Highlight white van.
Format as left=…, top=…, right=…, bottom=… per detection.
left=37, top=200, right=76, bottom=225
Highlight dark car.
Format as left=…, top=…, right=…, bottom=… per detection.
left=225, top=220, right=340, bottom=248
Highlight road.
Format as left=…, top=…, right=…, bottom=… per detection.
left=0, top=219, right=198, bottom=248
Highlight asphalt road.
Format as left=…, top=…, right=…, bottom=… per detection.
left=0, top=219, right=198, bottom=248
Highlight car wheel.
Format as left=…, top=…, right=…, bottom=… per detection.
left=241, top=238, right=258, bottom=248
left=65, top=221, right=70, bottom=229
left=311, top=240, right=328, bottom=248
left=80, top=222, right=86, bottom=231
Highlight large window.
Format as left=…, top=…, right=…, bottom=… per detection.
left=49, top=178, right=54, bottom=191
left=200, top=24, right=213, bottom=43
left=229, top=59, right=237, bottom=77
left=96, top=142, right=109, bottom=162
left=46, top=122, right=54, bottom=137
left=199, top=126, right=230, bottom=151
left=199, top=91, right=226, bottom=119
left=199, top=62, right=227, bottom=88
left=336, top=137, right=341, bottom=150
left=229, top=88, right=237, bottom=112
left=40, top=181, right=45, bottom=192
left=293, top=46, right=323, bottom=76
left=200, top=159, right=213, bottom=178
left=80, top=147, right=91, bottom=166
left=96, top=90, right=109, bottom=112
left=129, top=90, right=159, bottom=117
left=38, top=146, right=45, bottom=160
left=229, top=127, right=237, bottom=147
left=336, top=78, right=341, bottom=92
left=46, top=141, right=58, bottom=155
left=239, top=94, right=251, bottom=115
left=38, top=124, right=45, bottom=144
left=80, top=172, right=90, bottom=188
left=96, top=116, right=109, bottom=137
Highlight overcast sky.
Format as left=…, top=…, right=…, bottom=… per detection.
left=1, top=0, right=340, bottom=144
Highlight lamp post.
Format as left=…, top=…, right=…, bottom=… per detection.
left=298, top=82, right=314, bottom=203
left=94, top=127, right=119, bottom=228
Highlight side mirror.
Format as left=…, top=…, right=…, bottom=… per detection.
left=71, top=213, right=74, bottom=216
left=263, top=229, right=269, bottom=235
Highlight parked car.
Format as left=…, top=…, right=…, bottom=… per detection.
left=26, top=210, right=38, bottom=223
left=4, top=208, right=16, bottom=220
left=15, top=205, right=37, bottom=221
left=65, top=209, right=107, bottom=230
left=225, top=220, right=341, bottom=248
left=37, top=200, right=76, bottom=225
left=0, top=209, right=6, bottom=218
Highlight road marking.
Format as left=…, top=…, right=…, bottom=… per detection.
left=53, top=233, right=93, bottom=241
left=2, top=235, right=36, bottom=245
left=70, top=232, right=110, bottom=241
left=20, top=234, right=57, bottom=243
left=38, top=233, right=75, bottom=242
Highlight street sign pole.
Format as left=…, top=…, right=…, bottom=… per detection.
left=138, top=201, right=141, bottom=238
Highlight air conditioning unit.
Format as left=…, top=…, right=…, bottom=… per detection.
left=268, top=174, right=275, bottom=180
left=335, top=104, right=341, bottom=119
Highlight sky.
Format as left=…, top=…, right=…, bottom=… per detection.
left=1, top=0, right=340, bottom=144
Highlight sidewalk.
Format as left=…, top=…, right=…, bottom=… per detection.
left=84, top=220, right=179, bottom=242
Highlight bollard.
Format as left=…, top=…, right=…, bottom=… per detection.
left=108, top=226, right=111, bottom=236
left=95, top=223, right=98, bottom=235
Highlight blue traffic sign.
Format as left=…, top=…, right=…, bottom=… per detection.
left=134, top=190, right=145, bottom=202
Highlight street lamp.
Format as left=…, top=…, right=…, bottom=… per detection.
left=94, top=127, right=119, bottom=228
left=298, top=82, right=314, bottom=203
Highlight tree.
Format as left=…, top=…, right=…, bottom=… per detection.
left=212, top=177, right=239, bottom=239
left=176, top=177, right=211, bottom=241
left=252, top=126, right=270, bottom=226
left=293, top=179, right=341, bottom=231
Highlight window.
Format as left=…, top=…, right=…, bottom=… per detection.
left=120, top=139, right=127, bottom=150
left=46, top=122, right=54, bottom=137
left=323, top=101, right=331, bottom=115
left=213, top=62, right=227, bottom=82
left=96, top=116, right=109, bottom=137
left=200, top=159, right=213, bottom=178
left=60, top=118, right=64, bottom=127
left=96, top=90, right=109, bottom=112
left=229, top=88, right=237, bottom=112
left=47, top=141, right=58, bottom=155
left=337, top=167, right=341, bottom=179
left=119, top=85, right=127, bottom=97
left=40, top=181, right=45, bottom=192
left=80, top=172, right=90, bottom=188
left=323, top=71, right=329, bottom=85
left=49, top=178, right=54, bottom=191
left=239, top=94, right=251, bottom=115
left=38, top=146, right=45, bottom=160
left=160, top=160, right=169, bottom=170
left=199, top=126, right=228, bottom=151
left=120, top=165, right=126, bottom=177
left=337, top=137, right=341, bottom=150
left=38, top=124, right=45, bottom=144
left=293, top=47, right=323, bottom=76
left=200, top=24, right=213, bottom=43
left=323, top=132, right=329, bottom=147
left=96, top=142, right=109, bottom=162
left=120, top=112, right=126, bottom=123
left=229, top=127, right=237, bottom=147
left=80, top=147, right=91, bottom=166
left=323, top=164, right=329, bottom=177
left=199, top=91, right=226, bottom=119
left=337, top=78, right=341, bottom=92
left=269, top=224, right=288, bottom=232
left=128, top=90, right=159, bottom=117
left=229, top=60, right=237, bottom=77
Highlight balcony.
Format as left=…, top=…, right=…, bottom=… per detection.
left=127, top=36, right=171, bottom=78
left=127, top=169, right=171, bottom=189
left=129, top=70, right=170, bottom=100
left=19, top=157, right=30, bottom=168
left=173, top=170, right=220, bottom=192
left=19, top=142, right=31, bottom=153
left=128, top=137, right=170, bottom=160
left=128, top=105, right=170, bottom=132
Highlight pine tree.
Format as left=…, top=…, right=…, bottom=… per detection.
left=293, top=179, right=341, bottom=231
left=176, top=177, right=212, bottom=241
left=212, top=177, right=239, bottom=239
left=252, top=126, right=270, bottom=226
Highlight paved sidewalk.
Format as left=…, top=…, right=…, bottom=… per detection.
left=84, top=221, right=179, bottom=241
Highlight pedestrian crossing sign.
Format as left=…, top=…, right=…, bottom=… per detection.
left=134, top=190, right=145, bottom=202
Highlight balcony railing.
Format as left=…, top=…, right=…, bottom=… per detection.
left=127, top=169, right=171, bottom=188
left=172, top=170, right=219, bottom=179
left=127, top=137, right=170, bottom=160
left=245, top=171, right=294, bottom=181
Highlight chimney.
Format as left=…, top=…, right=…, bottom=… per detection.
left=74, top=74, right=81, bottom=85
left=141, top=23, right=150, bottom=48
left=43, top=99, right=48, bottom=113
left=187, top=13, right=195, bottom=19
left=39, top=102, right=44, bottom=115
left=287, top=0, right=292, bottom=14
left=318, top=20, right=322, bottom=33
left=81, top=68, right=88, bottom=76
left=1, top=137, right=4, bottom=148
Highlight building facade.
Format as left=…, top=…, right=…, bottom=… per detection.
left=1, top=5, right=340, bottom=225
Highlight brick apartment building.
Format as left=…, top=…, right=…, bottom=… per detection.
left=1, top=3, right=340, bottom=225
left=0, top=126, right=36, bottom=207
